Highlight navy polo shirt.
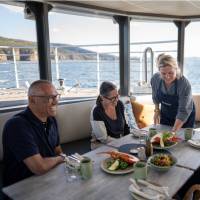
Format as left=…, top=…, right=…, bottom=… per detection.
left=3, top=107, right=60, bottom=186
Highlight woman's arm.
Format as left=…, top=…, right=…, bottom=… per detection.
left=151, top=74, right=161, bottom=125
left=153, top=104, right=160, bottom=125
left=172, top=119, right=184, bottom=132
left=176, top=77, right=193, bottom=127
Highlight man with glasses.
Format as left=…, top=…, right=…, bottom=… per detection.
left=3, top=80, right=65, bottom=186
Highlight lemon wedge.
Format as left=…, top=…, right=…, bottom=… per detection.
left=108, top=159, right=120, bottom=171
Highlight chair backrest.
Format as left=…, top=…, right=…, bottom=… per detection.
left=183, top=184, right=200, bottom=200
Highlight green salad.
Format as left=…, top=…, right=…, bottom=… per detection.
left=150, top=154, right=175, bottom=167
left=107, top=158, right=129, bottom=171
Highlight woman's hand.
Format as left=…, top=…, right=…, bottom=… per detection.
left=153, top=110, right=160, bottom=125
left=172, top=119, right=184, bottom=132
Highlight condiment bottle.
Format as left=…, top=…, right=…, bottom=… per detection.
left=145, top=136, right=153, bottom=157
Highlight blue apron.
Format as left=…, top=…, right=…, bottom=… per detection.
left=157, top=79, right=195, bottom=128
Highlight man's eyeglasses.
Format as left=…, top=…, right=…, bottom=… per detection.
left=103, top=94, right=119, bottom=102
left=31, top=94, right=61, bottom=103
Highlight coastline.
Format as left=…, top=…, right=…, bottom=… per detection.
left=0, top=87, right=98, bottom=102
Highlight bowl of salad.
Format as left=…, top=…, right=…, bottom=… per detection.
left=147, top=153, right=177, bottom=172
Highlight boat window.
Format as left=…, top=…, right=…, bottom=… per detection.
left=48, top=11, right=119, bottom=100
left=130, top=21, right=177, bottom=95
left=184, top=22, right=200, bottom=93
left=0, top=4, right=39, bottom=109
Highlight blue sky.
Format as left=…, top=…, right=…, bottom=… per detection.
left=0, top=4, right=200, bottom=57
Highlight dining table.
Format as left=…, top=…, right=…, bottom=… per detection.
left=2, top=124, right=200, bottom=200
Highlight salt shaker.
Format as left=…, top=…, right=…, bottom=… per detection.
left=137, top=147, right=146, bottom=161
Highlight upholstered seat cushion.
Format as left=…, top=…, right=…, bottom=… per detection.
left=130, top=100, right=154, bottom=129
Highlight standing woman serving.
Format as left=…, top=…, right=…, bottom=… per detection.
left=151, top=54, right=195, bottom=132
left=90, top=81, right=130, bottom=149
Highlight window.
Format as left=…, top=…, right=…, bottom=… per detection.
left=184, top=22, right=200, bottom=93
left=130, top=21, right=177, bottom=95
left=0, top=4, right=39, bottom=108
left=49, top=11, right=119, bottom=99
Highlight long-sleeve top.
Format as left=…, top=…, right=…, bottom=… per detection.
left=90, top=100, right=130, bottom=143
left=151, top=72, right=193, bottom=122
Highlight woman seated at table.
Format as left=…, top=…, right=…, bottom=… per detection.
left=151, top=54, right=195, bottom=132
left=90, top=81, right=130, bottom=149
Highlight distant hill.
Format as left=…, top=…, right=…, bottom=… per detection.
left=0, top=36, right=116, bottom=61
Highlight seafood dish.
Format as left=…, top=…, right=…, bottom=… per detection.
left=151, top=131, right=181, bottom=149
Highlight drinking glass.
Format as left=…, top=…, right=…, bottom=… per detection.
left=80, top=157, right=93, bottom=180
left=65, top=162, right=80, bottom=182
left=184, top=128, right=193, bottom=141
left=139, top=134, right=146, bottom=144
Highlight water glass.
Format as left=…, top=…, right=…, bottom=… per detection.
left=133, top=161, right=148, bottom=180
left=149, top=128, right=157, bottom=138
left=65, top=162, right=80, bottom=182
left=139, top=134, right=146, bottom=144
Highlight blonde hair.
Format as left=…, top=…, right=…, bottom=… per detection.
left=157, top=54, right=182, bottom=79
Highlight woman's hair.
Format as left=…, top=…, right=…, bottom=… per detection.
left=157, top=54, right=182, bottom=79
left=96, top=81, right=117, bottom=105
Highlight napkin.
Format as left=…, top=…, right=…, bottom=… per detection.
left=129, top=178, right=169, bottom=200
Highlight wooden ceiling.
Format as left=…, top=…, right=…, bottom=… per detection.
left=50, top=1, right=200, bottom=21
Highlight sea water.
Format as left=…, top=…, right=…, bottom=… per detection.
left=0, top=58, right=200, bottom=93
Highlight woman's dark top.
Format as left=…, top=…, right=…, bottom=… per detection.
left=92, top=100, right=130, bottom=138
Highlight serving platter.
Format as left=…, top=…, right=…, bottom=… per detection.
left=100, top=157, right=134, bottom=175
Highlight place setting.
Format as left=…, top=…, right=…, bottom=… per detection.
left=185, top=128, right=200, bottom=149
left=64, top=153, right=93, bottom=182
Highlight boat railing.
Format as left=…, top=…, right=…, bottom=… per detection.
left=0, top=40, right=177, bottom=102
left=143, top=47, right=154, bottom=84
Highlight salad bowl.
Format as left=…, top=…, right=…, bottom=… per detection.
left=147, top=153, right=177, bottom=172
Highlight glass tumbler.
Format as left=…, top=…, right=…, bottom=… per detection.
left=65, top=162, right=80, bottom=182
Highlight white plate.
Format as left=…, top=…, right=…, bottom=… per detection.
left=100, top=157, right=134, bottom=174
left=131, top=129, right=148, bottom=138
left=188, top=139, right=200, bottom=149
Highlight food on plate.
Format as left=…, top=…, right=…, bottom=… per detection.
left=150, top=154, right=175, bottom=167
left=108, top=159, right=120, bottom=170
left=151, top=131, right=181, bottom=147
left=107, top=158, right=130, bottom=171
left=97, top=150, right=139, bottom=164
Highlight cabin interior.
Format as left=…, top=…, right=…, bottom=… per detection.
left=1, top=0, right=200, bottom=199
